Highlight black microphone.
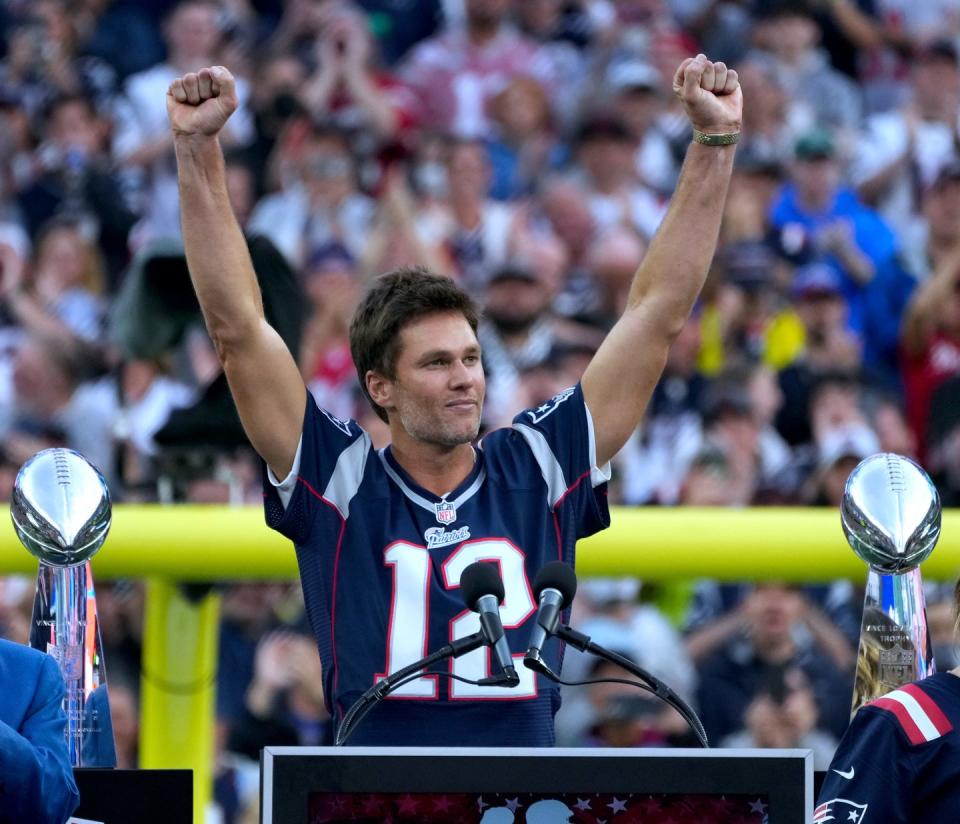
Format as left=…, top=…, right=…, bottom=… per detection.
left=524, top=562, right=578, bottom=676
left=460, top=561, right=519, bottom=686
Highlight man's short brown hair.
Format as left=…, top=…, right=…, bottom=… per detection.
left=349, top=267, right=480, bottom=422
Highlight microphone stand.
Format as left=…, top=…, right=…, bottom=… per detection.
left=533, top=624, right=710, bottom=748
left=335, top=631, right=516, bottom=746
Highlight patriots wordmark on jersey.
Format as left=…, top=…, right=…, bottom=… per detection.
left=816, top=673, right=960, bottom=823
left=263, top=384, right=610, bottom=746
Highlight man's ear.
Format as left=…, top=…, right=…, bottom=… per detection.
left=366, top=370, right=393, bottom=411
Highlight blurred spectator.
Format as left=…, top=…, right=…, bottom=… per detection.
left=776, top=269, right=863, bottom=446
left=227, top=629, right=332, bottom=759
left=414, top=137, right=517, bottom=290
left=300, top=242, right=361, bottom=422
left=573, top=114, right=666, bottom=242
left=355, top=0, right=444, bottom=66
left=692, top=583, right=852, bottom=745
left=619, top=314, right=706, bottom=505
left=696, top=379, right=762, bottom=506
left=217, top=583, right=290, bottom=724
left=2, top=219, right=107, bottom=346
left=113, top=0, right=254, bottom=246
left=557, top=580, right=697, bottom=747
left=770, top=129, right=896, bottom=339
left=852, top=41, right=960, bottom=237
left=724, top=149, right=786, bottom=245
left=512, top=0, right=591, bottom=127
left=584, top=226, right=647, bottom=321
left=297, top=6, right=415, bottom=147
left=248, top=123, right=375, bottom=268
left=537, top=177, right=606, bottom=320
left=607, top=61, right=679, bottom=196
left=698, top=240, right=803, bottom=374
left=673, top=0, right=755, bottom=66
left=901, top=161, right=960, bottom=283
left=901, top=242, right=960, bottom=459
left=863, top=387, right=916, bottom=456
left=486, top=75, right=566, bottom=201
left=729, top=362, right=794, bottom=497
left=721, top=664, right=838, bottom=769
left=0, top=0, right=119, bottom=115
left=734, top=57, right=802, bottom=169
left=399, top=0, right=553, bottom=137
left=751, top=4, right=862, bottom=135
left=4, top=333, right=115, bottom=482
left=477, top=253, right=601, bottom=425
left=74, top=0, right=166, bottom=80
left=807, top=421, right=880, bottom=505
left=18, top=94, right=136, bottom=284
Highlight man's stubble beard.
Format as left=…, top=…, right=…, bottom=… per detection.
left=396, top=396, right=482, bottom=448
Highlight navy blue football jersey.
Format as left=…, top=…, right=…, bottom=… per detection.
left=816, top=673, right=960, bottom=823
left=263, top=384, right=610, bottom=746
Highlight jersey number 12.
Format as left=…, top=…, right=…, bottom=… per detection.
left=378, top=538, right=538, bottom=699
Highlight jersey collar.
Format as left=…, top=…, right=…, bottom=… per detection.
left=378, top=446, right=486, bottom=516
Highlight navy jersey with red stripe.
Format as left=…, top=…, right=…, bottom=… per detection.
left=815, top=673, right=960, bottom=823
left=263, top=384, right=610, bottom=746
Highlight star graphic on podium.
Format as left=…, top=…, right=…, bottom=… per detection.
left=749, top=799, right=768, bottom=814
left=608, top=798, right=628, bottom=813
left=575, top=798, right=592, bottom=811
left=433, top=796, right=453, bottom=813
left=505, top=797, right=522, bottom=812
left=397, top=794, right=419, bottom=815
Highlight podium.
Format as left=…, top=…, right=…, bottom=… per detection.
left=72, top=769, right=192, bottom=823
left=261, top=747, right=812, bottom=823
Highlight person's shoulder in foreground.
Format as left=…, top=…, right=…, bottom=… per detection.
left=0, top=638, right=80, bottom=824
left=816, top=670, right=960, bottom=824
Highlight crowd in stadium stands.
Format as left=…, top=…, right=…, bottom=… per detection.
left=1, top=0, right=960, bottom=819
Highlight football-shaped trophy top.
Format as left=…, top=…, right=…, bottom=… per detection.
left=11, top=448, right=112, bottom=567
left=841, top=453, right=941, bottom=574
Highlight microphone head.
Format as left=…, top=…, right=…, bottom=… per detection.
left=460, top=561, right=505, bottom=610
left=532, top=561, right=577, bottom=607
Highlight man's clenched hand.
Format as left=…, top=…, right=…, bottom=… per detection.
left=672, top=54, right=742, bottom=135
left=167, top=66, right=238, bottom=137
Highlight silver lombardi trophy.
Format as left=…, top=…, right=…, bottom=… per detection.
left=841, top=453, right=941, bottom=716
left=11, top=448, right=117, bottom=767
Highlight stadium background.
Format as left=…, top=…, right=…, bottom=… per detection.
left=2, top=0, right=960, bottom=820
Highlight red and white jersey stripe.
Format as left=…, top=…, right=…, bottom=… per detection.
left=867, top=682, right=954, bottom=745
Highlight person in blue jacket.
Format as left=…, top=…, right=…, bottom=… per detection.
left=0, top=638, right=80, bottom=824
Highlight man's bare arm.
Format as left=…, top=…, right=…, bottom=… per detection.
left=582, top=55, right=742, bottom=467
left=169, top=67, right=306, bottom=478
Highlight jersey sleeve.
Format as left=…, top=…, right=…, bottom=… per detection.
left=510, top=383, right=610, bottom=538
left=816, top=705, right=915, bottom=824
left=262, top=393, right=371, bottom=545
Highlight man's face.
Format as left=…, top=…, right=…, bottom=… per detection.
left=578, top=137, right=634, bottom=187
left=913, top=58, right=960, bottom=116
left=542, top=184, right=594, bottom=253
left=485, top=277, right=551, bottom=334
left=466, top=0, right=510, bottom=26
left=447, top=143, right=489, bottom=199
left=791, top=157, right=840, bottom=206
left=794, top=291, right=845, bottom=339
left=167, top=3, right=221, bottom=60
left=381, top=312, right=485, bottom=447
left=924, top=179, right=960, bottom=244
left=49, top=101, right=102, bottom=155
left=302, top=136, right=355, bottom=206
